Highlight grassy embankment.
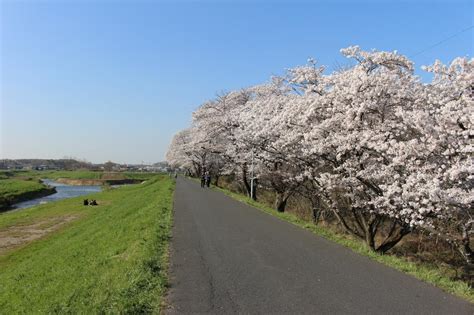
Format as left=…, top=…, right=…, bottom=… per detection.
left=0, top=179, right=55, bottom=210
left=211, top=184, right=474, bottom=303
left=0, top=175, right=174, bottom=313
left=40, top=170, right=103, bottom=180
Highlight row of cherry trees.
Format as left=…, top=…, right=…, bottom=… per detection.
left=167, top=46, right=473, bottom=262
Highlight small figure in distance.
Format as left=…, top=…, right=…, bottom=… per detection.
left=205, top=172, right=211, bottom=188
left=200, top=173, right=206, bottom=188
left=83, top=199, right=89, bottom=206
left=90, top=200, right=98, bottom=206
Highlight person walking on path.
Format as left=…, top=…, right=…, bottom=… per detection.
left=200, top=173, right=206, bottom=188
left=205, top=173, right=211, bottom=188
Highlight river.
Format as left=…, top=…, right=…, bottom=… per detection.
left=11, top=179, right=102, bottom=210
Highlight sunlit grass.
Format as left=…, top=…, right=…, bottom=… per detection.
left=0, top=176, right=174, bottom=313
left=0, top=179, right=54, bottom=209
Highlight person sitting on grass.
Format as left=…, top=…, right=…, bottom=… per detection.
left=90, top=200, right=98, bottom=206
left=83, top=199, right=89, bottom=206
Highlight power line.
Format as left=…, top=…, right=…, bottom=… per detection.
left=410, top=25, right=474, bottom=58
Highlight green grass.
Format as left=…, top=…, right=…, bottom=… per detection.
left=41, top=170, right=103, bottom=180
left=213, top=184, right=474, bottom=303
left=0, top=179, right=46, bottom=199
left=123, top=172, right=164, bottom=180
left=0, top=171, right=13, bottom=180
left=0, top=179, right=54, bottom=209
left=0, top=175, right=175, bottom=313
left=0, top=170, right=163, bottom=181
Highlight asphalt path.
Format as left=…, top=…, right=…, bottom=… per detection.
left=166, top=177, right=473, bottom=314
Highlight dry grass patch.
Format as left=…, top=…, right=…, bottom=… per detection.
left=0, top=215, right=79, bottom=255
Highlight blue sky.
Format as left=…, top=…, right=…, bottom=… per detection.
left=1, top=0, right=472, bottom=164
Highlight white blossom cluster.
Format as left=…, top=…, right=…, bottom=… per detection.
left=167, top=46, right=473, bottom=257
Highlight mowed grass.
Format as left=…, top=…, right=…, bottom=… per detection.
left=0, top=179, right=47, bottom=200
left=123, top=172, right=164, bottom=180
left=0, top=179, right=53, bottom=209
left=0, top=175, right=174, bottom=313
left=42, top=170, right=103, bottom=179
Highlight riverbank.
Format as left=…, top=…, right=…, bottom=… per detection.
left=0, top=175, right=174, bottom=313
left=0, top=179, right=56, bottom=211
left=55, top=178, right=143, bottom=186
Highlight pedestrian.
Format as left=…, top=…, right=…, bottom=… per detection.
left=200, top=173, right=206, bottom=188
left=205, top=173, right=211, bottom=188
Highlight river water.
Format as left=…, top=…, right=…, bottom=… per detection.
left=11, top=179, right=102, bottom=210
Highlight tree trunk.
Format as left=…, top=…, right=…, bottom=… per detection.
left=192, top=162, right=201, bottom=178
left=365, top=231, right=376, bottom=251
left=376, top=226, right=411, bottom=254
left=460, top=222, right=474, bottom=265
left=242, top=164, right=252, bottom=198
left=274, top=192, right=289, bottom=212
left=310, top=197, right=322, bottom=224
left=213, top=175, right=220, bottom=187
left=250, top=179, right=257, bottom=200
left=311, top=207, right=321, bottom=224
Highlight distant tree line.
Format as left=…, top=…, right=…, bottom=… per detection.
left=0, top=159, right=95, bottom=170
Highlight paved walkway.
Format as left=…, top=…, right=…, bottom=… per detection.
left=166, top=177, right=473, bottom=314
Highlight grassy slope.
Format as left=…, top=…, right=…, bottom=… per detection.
left=0, top=176, right=174, bottom=313
left=213, top=185, right=474, bottom=303
left=42, top=170, right=103, bottom=179
left=123, top=172, right=164, bottom=180
left=0, top=179, right=48, bottom=199
left=0, top=179, right=54, bottom=209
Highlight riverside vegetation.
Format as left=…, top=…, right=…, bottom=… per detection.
left=0, top=174, right=174, bottom=313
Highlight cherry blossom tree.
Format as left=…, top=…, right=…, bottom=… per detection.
left=166, top=128, right=206, bottom=176
left=410, top=57, right=473, bottom=263
left=278, top=47, right=425, bottom=252
left=190, top=90, right=258, bottom=192
left=166, top=45, right=473, bottom=258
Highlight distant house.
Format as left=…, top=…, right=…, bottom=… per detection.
left=35, top=165, right=59, bottom=171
